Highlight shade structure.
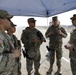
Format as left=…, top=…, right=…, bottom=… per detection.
left=0, top=0, right=76, bottom=17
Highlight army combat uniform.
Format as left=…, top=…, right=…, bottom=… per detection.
left=7, top=34, right=21, bottom=75
left=69, top=28, right=76, bottom=75
left=0, top=30, right=16, bottom=75
left=66, top=14, right=76, bottom=75
left=21, top=27, right=44, bottom=75
left=45, top=25, right=67, bottom=73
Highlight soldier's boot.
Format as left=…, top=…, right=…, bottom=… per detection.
left=46, top=65, right=53, bottom=74
left=27, top=71, right=31, bottom=75
left=34, top=70, right=41, bottom=75
left=57, top=66, right=62, bottom=75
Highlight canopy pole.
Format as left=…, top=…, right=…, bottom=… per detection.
left=47, top=17, right=49, bottom=27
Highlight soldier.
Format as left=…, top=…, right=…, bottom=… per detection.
left=64, top=14, right=76, bottom=75
left=0, top=10, right=21, bottom=75
left=7, top=22, right=21, bottom=75
left=45, top=16, right=67, bottom=75
left=21, top=18, right=46, bottom=75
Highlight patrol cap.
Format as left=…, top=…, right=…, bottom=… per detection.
left=0, top=10, right=13, bottom=19
left=52, top=16, right=58, bottom=21
left=28, top=18, right=36, bottom=22
left=70, top=14, right=76, bottom=21
left=11, top=22, right=17, bottom=27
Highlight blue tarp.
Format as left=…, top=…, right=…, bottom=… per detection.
left=0, top=0, right=76, bottom=17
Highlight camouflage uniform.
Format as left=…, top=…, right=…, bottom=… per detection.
left=67, top=14, right=76, bottom=75
left=45, top=25, right=67, bottom=72
left=0, top=10, right=20, bottom=75
left=0, top=30, right=16, bottom=75
left=8, top=34, right=21, bottom=75
left=69, top=28, right=76, bottom=75
left=21, top=27, right=44, bottom=75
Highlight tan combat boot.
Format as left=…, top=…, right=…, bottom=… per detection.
left=57, top=66, right=62, bottom=75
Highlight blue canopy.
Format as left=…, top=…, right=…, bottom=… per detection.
left=0, top=0, right=76, bottom=17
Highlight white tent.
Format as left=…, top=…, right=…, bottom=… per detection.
left=0, top=0, right=76, bottom=17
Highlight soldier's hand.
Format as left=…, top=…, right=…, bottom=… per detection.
left=64, top=43, right=74, bottom=52
left=64, top=45, right=68, bottom=49
left=48, top=32, right=54, bottom=36
left=57, top=30, right=62, bottom=34
left=13, top=49, right=21, bottom=58
left=68, top=45, right=74, bottom=51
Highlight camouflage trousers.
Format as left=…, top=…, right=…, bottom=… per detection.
left=9, top=59, right=21, bottom=75
left=18, top=62, right=21, bottom=75
left=16, top=58, right=21, bottom=75
left=70, top=58, right=76, bottom=75
left=9, top=63, right=18, bottom=75
left=0, top=72, right=11, bottom=75
left=26, top=51, right=41, bottom=73
left=49, top=47, right=63, bottom=67
left=0, top=66, right=18, bottom=75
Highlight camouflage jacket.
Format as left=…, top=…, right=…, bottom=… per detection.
left=0, top=30, right=16, bottom=73
left=21, top=27, right=44, bottom=50
left=45, top=25, right=67, bottom=47
left=10, top=34, right=21, bottom=49
left=69, top=28, right=76, bottom=59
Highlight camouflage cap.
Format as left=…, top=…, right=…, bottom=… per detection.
left=52, top=16, right=58, bottom=21
left=70, top=14, right=76, bottom=21
left=0, top=10, right=13, bottom=19
left=28, top=18, right=36, bottom=22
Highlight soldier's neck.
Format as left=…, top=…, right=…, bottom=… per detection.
left=29, top=27, right=35, bottom=29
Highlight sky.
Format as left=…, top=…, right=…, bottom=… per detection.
left=11, top=9, right=76, bottom=27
